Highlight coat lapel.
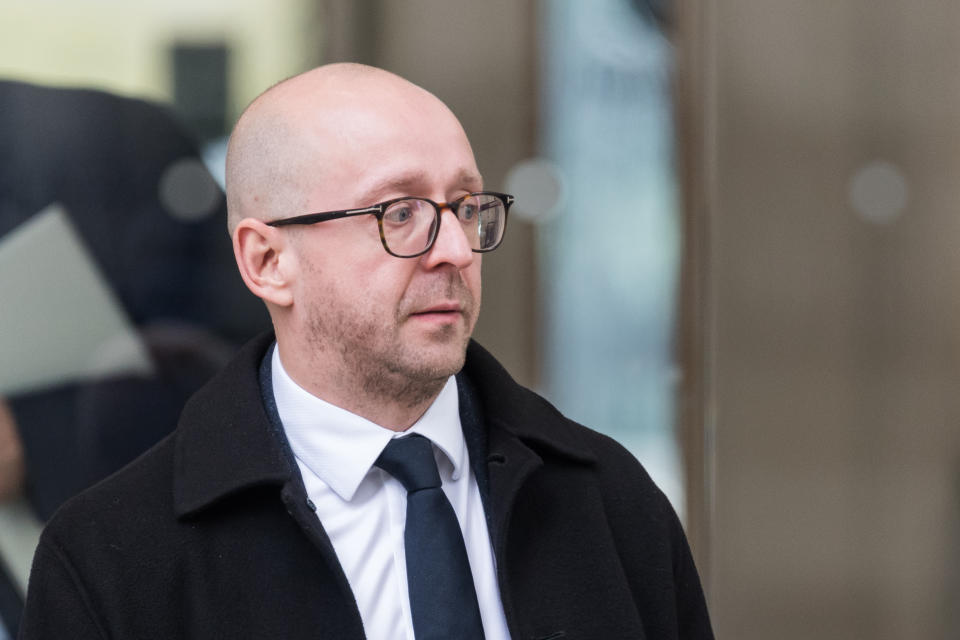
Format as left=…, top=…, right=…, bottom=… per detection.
left=173, top=333, right=365, bottom=636
left=172, top=333, right=289, bottom=518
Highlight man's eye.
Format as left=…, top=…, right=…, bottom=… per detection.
left=459, top=203, right=478, bottom=221
left=385, top=204, right=415, bottom=224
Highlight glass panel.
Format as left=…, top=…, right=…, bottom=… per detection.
left=538, top=0, right=684, bottom=515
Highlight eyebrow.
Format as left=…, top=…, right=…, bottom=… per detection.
left=358, top=168, right=484, bottom=204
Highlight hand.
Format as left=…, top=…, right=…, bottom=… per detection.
left=0, top=397, right=26, bottom=501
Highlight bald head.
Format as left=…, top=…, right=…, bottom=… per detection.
left=225, top=63, right=474, bottom=236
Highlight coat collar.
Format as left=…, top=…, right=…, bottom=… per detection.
left=461, top=340, right=597, bottom=467
left=173, top=332, right=289, bottom=518
left=173, top=334, right=596, bottom=518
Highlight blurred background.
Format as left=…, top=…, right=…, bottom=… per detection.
left=1, top=1, right=958, bottom=638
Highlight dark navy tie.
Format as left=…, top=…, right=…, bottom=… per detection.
left=375, top=434, right=486, bottom=640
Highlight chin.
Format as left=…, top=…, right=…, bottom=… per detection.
left=419, top=349, right=468, bottom=379
left=405, top=340, right=469, bottom=380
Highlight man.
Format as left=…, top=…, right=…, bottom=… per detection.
left=19, top=64, right=713, bottom=639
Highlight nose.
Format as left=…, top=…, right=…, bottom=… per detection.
left=421, top=207, right=475, bottom=270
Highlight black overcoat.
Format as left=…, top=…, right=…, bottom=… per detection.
left=19, top=333, right=714, bottom=639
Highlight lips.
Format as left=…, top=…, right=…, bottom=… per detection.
left=409, top=302, right=463, bottom=317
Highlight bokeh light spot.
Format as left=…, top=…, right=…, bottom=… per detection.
left=158, top=158, right=222, bottom=222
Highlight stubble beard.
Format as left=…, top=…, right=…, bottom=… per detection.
left=305, top=274, right=478, bottom=412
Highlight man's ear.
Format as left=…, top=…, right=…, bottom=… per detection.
left=233, top=218, right=295, bottom=308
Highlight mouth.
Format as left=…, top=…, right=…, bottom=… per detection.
left=408, top=302, right=465, bottom=322
left=410, top=302, right=463, bottom=316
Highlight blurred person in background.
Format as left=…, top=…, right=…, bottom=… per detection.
left=19, top=64, right=712, bottom=639
left=0, top=80, right=269, bottom=637
left=0, top=80, right=269, bottom=521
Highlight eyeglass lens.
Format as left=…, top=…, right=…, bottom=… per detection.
left=381, top=193, right=506, bottom=257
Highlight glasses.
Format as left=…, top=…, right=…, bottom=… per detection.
left=266, top=191, right=514, bottom=258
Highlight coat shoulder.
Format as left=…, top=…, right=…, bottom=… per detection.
left=35, top=432, right=179, bottom=590
left=21, top=436, right=179, bottom=639
left=44, top=433, right=175, bottom=535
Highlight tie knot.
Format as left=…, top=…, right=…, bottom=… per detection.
left=375, top=434, right=442, bottom=493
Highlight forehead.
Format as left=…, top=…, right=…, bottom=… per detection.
left=300, top=95, right=481, bottom=207
left=354, top=168, right=484, bottom=205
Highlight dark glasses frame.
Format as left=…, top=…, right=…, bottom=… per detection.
left=265, top=191, right=514, bottom=258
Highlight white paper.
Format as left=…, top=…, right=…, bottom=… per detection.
left=0, top=204, right=153, bottom=396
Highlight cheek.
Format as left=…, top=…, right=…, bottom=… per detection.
left=334, top=260, right=416, bottom=322
left=295, top=223, right=393, bottom=290
left=467, top=259, right=482, bottom=302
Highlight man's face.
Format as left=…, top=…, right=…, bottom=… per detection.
left=285, top=96, right=483, bottom=401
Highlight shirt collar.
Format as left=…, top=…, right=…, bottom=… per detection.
left=271, top=348, right=466, bottom=502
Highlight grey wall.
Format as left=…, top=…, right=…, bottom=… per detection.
left=680, top=2, right=960, bottom=638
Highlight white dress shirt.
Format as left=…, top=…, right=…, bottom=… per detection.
left=272, top=348, right=511, bottom=640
